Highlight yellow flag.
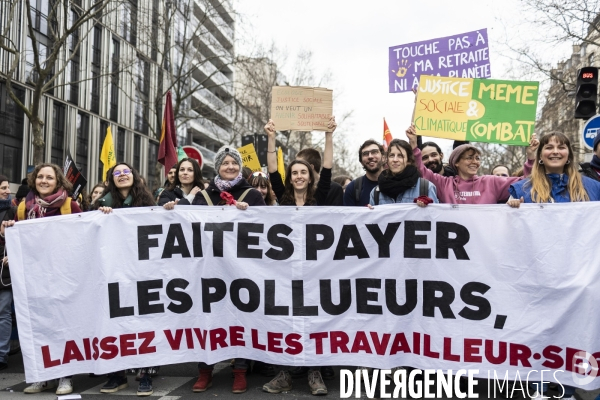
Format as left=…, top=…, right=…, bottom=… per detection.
left=277, top=147, right=285, bottom=182
left=100, top=126, right=116, bottom=181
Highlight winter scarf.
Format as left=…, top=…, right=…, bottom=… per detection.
left=25, top=188, right=68, bottom=219
left=377, top=165, right=420, bottom=200
left=0, top=199, right=11, bottom=211
left=214, top=173, right=243, bottom=192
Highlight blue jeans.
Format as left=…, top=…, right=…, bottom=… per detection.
left=0, top=291, right=12, bottom=363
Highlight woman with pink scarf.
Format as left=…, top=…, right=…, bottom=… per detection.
left=1, top=163, right=81, bottom=395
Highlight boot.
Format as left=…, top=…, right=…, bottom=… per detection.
left=232, top=369, right=247, bottom=394
left=192, top=369, right=212, bottom=392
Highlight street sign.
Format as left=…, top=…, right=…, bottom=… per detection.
left=582, top=114, right=600, bottom=150
left=182, top=145, right=203, bottom=169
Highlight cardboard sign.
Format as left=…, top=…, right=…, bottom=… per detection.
left=389, top=29, right=491, bottom=93
left=414, top=75, right=539, bottom=146
left=63, top=151, right=87, bottom=199
left=270, top=86, right=333, bottom=131
left=237, top=143, right=262, bottom=172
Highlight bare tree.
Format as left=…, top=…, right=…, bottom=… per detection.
left=0, top=0, right=122, bottom=165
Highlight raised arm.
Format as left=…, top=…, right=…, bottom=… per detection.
left=264, top=119, right=278, bottom=174
left=322, top=116, right=336, bottom=170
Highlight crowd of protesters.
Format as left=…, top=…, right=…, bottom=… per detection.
left=0, top=115, right=599, bottom=398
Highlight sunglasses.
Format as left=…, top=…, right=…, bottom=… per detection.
left=113, top=169, right=132, bottom=177
left=252, top=171, right=269, bottom=180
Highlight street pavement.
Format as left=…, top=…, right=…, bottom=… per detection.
left=1, top=352, right=599, bottom=399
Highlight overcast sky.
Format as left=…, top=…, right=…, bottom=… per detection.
left=233, top=0, right=562, bottom=160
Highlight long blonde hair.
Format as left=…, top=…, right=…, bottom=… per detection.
left=528, top=132, right=588, bottom=203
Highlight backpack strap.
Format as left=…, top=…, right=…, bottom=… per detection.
left=60, top=197, right=72, bottom=214
left=17, top=201, right=25, bottom=221
left=237, top=188, right=252, bottom=203
left=200, top=190, right=213, bottom=206
left=374, top=186, right=380, bottom=206
left=353, top=176, right=363, bottom=204
left=419, top=178, right=429, bottom=197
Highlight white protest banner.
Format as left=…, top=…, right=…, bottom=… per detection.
left=6, top=204, right=600, bottom=389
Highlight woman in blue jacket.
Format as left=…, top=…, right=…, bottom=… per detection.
left=369, top=139, right=438, bottom=206
left=508, top=132, right=600, bottom=400
left=508, top=132, right=600, bottom=206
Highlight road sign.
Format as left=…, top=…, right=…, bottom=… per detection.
left=182, top=145, right=203, bottom=169
left=582, top=114, right=600, bottom=150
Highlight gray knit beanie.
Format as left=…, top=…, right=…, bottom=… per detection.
left=214, top=145, right=243, bottom=174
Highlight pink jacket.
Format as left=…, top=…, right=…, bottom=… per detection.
left=413, top=148, right=532, bottom=204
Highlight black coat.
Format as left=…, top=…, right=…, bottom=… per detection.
left=0, top=206, right=15, bottom=290
left=158, top=187, right=185, bottom=206
left=579, top=162, right=600, bottom=182
left=187, top=179, right=266, bottom=206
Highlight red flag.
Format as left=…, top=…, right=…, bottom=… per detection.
left=383, top=118, right=393, bottom=148
left=158, top=91, right=178, bottom=176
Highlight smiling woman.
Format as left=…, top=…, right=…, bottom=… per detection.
left=508, top=132, right=600, bottom=206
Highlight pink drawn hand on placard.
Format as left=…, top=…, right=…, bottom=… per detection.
left=392, top=59, right=412, bottom=78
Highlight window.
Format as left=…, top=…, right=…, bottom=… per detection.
left=90, top=25, right=102, bottom=114
left=117, top=128, right=125, bottom=162
left=25, top=37, right=47, bottom=83
left=110, top=38, right=120, bottom=122
left=76, top=112, right=89, bottom=178
left=98, top=120, right=108, bottom=182
left=0, top=83, right=25, bottom=182
left=147, top=140, right=158, bottom=190
left=50, top=102, right=65, bottom=165
left=120, top=0, right=137, bottom=46
left=133, top=135, right=141, bottom=171
left=134, top=56, right=149, bottom=134
left=67, top=9, right=81, bottom=105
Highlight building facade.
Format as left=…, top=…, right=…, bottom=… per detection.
left=0, top=0, right=235, bottom=190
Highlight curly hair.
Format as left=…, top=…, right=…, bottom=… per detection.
left=96, top=162, right=156, bottom=208
left=279, top=159, right=317, bottom=206
left=27, top=163, right=73, bottom=197
left=167, top=158, right=205, bottom=191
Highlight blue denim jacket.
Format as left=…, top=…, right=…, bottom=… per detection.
left=510, top=174, right=600, bottom=203
left=369, top=178, right=439, bottom=205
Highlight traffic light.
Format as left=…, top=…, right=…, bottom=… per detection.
left=575, top=67, right=598, bottom=119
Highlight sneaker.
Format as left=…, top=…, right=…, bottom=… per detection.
left=308, top=370, right=327, bottom=396
left=147, top=367, right=159, bottom=377
left=192, top=369, right=212, bottom=392
left=100, top=374, right=128, bottom=393
left=137, top=373, right=153, bottom=396
left=263, top=370, right=292, bottom=393
left=56, top=378, right=73, bottom=395
left=321, top=366, right=334, bottom=380
left=289, top=366, right=310, bottom=378
left=23, top=381, right=56, bottom=394
left=232, top=369, right=247, bottom=394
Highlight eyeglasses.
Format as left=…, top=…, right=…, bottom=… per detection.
left=361, top=149, right=381, bottom=157
left=113, top=169, right=132, bottom=177
left=462, top=156, right=481, bottom=162
left=252, top=171, right=269, bottom=180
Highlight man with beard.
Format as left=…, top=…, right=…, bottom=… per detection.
left=419, top=141, right=457, bottom=177
left=343, top=139, right=385, bottom=206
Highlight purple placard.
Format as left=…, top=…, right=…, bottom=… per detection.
left=389, top=29, right=491, bottom=93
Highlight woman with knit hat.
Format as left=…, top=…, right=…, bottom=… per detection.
left=406, top=125, right=539, bottom=204
left=164, top=146, right=265, bottom=210
left=163, top=146, right=263, bottom=394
